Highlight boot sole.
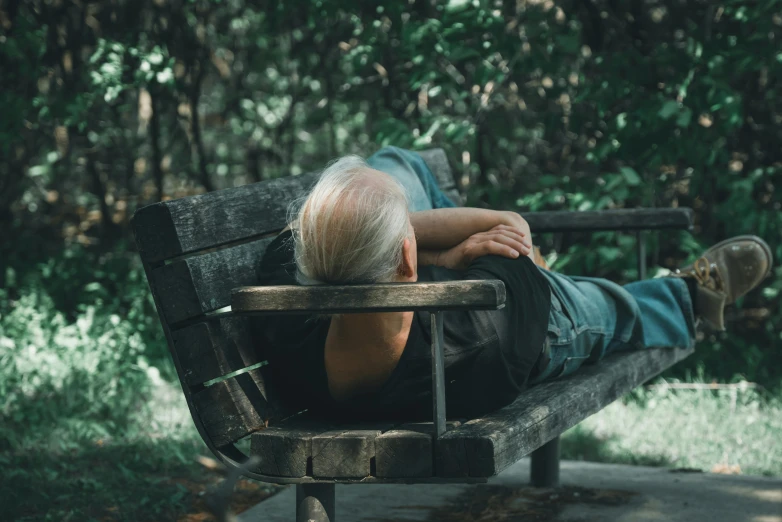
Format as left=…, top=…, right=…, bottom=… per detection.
left=701, top=234, right=774, bottom=279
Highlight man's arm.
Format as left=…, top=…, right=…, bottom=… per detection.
left=412, top=208, right=535, bottom=267
left=410, top=208, right=529, bottom=250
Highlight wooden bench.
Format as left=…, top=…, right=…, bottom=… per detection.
left=131, top=149, right=695, bottom=521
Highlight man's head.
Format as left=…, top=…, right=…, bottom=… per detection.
left=291, top=156, right=417, bottom=285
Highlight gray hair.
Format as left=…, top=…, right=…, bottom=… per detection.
left=289, top=155, right=411, bottom=285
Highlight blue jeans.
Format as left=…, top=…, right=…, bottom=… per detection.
left=367, top=146, right=697, bottom=382
left=528, top=271, right=696, bottom=383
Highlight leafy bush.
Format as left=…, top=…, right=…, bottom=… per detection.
left=0, top=241, right=168, bottom=450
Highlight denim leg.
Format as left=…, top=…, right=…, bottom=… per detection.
left=529, top=270, right=697, bottom=384
left=366, top=146, right=457, bottom=212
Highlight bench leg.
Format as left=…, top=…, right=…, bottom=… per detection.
left=296, top=483, right=335, bottom=522
left=530, top=436, right=560, bottom=487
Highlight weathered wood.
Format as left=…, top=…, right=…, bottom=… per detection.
left=375, top=430, right=432, bottom=479
left=171, top=316, right=264, bottom=386
left=443, top=187, right=464, bottom=206
left=191, top=367, right=276, bottom=448
left=416, top=149, right=463, bottom=206
left=375, top=421, right=462, bottom=479
left=232, top=280, right=506, bottom=315
left=311, top=425, right=393, bottom=479
left=131, top=149, right=457, bottom=263
left=132, top=172, right=318, bottom=264
left=250, top=420, right=325, bottom=478
left=435, top=346, right=694, bottom=478
left=417, top=149, right=456, bottom=191
left=522, top=208, right=694, bottom=233
left=151, top=237, right=274, bottom=325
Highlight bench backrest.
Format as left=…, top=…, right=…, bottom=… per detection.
left=131, top=149, right=460, bottom=454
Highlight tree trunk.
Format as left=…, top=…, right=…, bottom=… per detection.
left=190, top=63, right=215, bottom=193
left=87, top=150, right=118, bottom=239
left=150, top=90, right=165, bottom=202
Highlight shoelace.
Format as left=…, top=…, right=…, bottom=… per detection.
left=690, top=257, right=712, bottom=285
left=681, top=256, right=724, bottom=291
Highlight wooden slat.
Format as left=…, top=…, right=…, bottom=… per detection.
left=443, top=187, right=464, bottom=206
left=232, top=280, right=506, bottom=315
left=311, top=424, right=394, bottom=479
left=132, top=149, right=454, bottom=264
left=171, top=316, right=264, bottom=386
left=417, top=149, right=462, bottom=205
left=417, top=149, right=456, bottom=190
left=151, top=237, right=274, bottom=325
left=375, top=421, right=462, bottom=478
left=522, top=208, right=694, bottom=233
left=250, top=420, right=325, bottom=478
left=251, top=419, right=471, bottom=480
left=132, top=172, right=318, bottom=264
left=435, top=346, right=693, bottom=478
left=192, top=367, right=277, bottom=448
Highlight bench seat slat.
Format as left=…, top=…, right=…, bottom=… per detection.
left=375, top=421, right=462, bottom=478
left=435, top=345, right=694, bottom=478
left=231, top=280, right=506, bottom=315
left=250, top=421, right=325, bottom=478
left=311, top=426, right=394, bottom=479
left=250, top=420, right=399, bottom=479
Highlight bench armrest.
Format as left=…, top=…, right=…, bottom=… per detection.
left=522, top=208, right=694, bottom=233
left=231, top=280, right=506, bottom=315
left=232, top=281, right=498, bottom=449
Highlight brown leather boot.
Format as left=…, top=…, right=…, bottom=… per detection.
left=674, top=235, right=773, bottom=330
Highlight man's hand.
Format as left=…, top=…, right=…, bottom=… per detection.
left=500, top=211, right=532, bottom=239
left=435, top=224, right=532, bottom=271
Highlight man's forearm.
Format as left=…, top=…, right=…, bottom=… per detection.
left=410, top=208, right=527, bottom=250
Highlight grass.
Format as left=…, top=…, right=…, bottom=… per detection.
left=561, top=382, right=782, bottom=477
left=2, top=378, right=281, bottom=522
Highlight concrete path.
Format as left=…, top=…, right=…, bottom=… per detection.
left=239, top=459, right=782, bottom=521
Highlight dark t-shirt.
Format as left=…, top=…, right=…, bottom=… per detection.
left=252, top=230, right=551, bottom=421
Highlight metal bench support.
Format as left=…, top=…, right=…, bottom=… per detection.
left=530, top=436, right=560, bottom=487
left=431, top=311, right=447, bottom=475
left=296, top=483, right=335, bottom=522
left=637, top=231, right=647, bottom=280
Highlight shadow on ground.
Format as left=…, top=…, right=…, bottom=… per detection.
left=370, top=484, right=639, bottom=522
left=2, top=439, right=281, bottom=522
left=347, top=459, right=782, bottom=522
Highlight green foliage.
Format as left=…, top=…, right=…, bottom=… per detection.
left=0, top=243, right=167, bottom=451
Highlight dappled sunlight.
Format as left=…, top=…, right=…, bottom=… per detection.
left=562, top=388, right=782, bottom=477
